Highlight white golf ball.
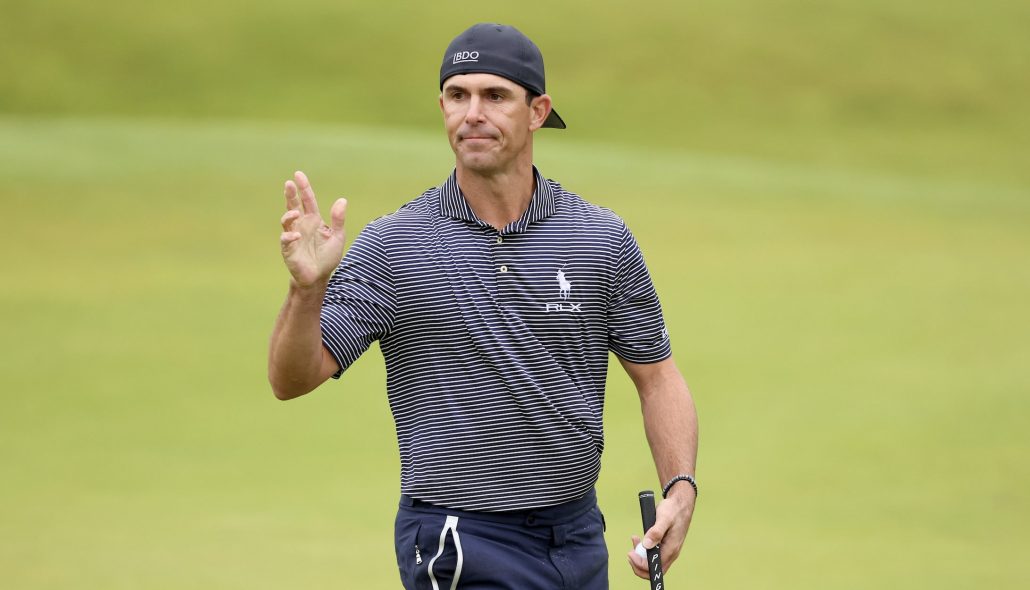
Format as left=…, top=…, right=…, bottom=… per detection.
left=634, top=542, right=647, bottom=560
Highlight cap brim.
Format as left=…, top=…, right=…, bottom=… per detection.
left=542, top=107, right=566, bottom=129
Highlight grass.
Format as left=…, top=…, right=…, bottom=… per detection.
left=2, top=0, right=1028, bottom=586
left=1, top=115, right=1027, bottom=588
left=2, top=0, right=1028, bottom=184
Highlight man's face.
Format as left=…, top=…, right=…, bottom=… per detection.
left=439, top=73, right=551, bottom=174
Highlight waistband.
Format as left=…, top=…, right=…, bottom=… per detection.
left=399, top=488, right=597, bottom=528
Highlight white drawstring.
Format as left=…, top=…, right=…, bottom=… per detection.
left=428, top=515, right=463, bottom=590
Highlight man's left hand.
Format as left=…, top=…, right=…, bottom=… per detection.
left=627, top=490, right=695, bottom=579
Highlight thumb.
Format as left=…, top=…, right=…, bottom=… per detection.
left=642, top=520, right=669, bottom=550
left=330, top=198, right=348, bottom=234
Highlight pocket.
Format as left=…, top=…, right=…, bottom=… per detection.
left=394, top=511, right=424, bottom=589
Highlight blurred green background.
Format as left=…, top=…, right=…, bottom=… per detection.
left=1, top=0, right=1027, bottom=588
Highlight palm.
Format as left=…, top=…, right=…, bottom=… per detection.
left=280, top=171, right=348, bottom=288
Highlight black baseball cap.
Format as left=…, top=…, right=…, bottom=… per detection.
left=440, top=23, right=566, bottom=129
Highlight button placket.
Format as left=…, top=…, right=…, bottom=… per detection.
left=494, top=231, right=509, bottom=275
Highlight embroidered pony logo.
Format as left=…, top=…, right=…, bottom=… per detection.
left=545, top=265, right=582, bottom=313
left=556, top=265, right=572, bottom=300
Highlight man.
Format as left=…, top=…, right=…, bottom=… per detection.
left=268, top=23, right=698, bottom=589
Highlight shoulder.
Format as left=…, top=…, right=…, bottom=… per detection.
left=361, top=186, right=440, bottom=237
left=547, top=178, right=629, bottom=237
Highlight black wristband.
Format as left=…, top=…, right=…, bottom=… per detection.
left=661, top=474, right=698, bottom=499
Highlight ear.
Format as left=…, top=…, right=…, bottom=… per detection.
left=529, top=94, right=553, bottom=131
left=438, top=94, right=445, bottom=115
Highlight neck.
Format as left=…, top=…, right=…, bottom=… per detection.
left=455, top=157, right=536, bottom=231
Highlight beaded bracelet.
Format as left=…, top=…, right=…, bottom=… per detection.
left=661, top=474, right=698, bottom=499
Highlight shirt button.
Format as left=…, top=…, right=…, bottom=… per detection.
left=496, top=236, right=503, bottom=244
left=499, top=265, right=508, bottom=273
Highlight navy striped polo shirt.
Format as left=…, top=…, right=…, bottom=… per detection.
left=320, top=168, right=671, bottom=512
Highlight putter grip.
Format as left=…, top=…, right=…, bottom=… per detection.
left=638, top=491, right=665, bottom=589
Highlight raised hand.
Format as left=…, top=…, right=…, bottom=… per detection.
left=280, top=171, right=348, bottom=289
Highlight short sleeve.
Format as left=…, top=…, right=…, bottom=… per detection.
left=608, top=223, right=672, bottom=363
left=320, top=223, right=396, bottom=378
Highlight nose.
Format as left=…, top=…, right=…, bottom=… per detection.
left=464, top=95, right=485, bottom=125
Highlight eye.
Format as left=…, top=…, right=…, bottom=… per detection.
left=449, top=91, right=465, bottom=101
left=489, top=93, right=504, bottom=102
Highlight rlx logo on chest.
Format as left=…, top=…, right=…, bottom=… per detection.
left=545, top=302, right=582, bottom=313
left=545, top=265, right=583, bottom=312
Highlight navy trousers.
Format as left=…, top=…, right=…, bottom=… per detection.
left=394, top=489, right=609, bottom=589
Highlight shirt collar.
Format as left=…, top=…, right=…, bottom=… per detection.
left=438, top=166, right=557, bottom=233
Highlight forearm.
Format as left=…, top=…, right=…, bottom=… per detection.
left=624, top=358, right=698, bottom=577
left=639, top=364, right=698, bottom=501
left=268, top=282, right=330, bottom=399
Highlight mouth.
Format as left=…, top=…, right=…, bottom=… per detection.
left=458, top=130, right=497, bottom=141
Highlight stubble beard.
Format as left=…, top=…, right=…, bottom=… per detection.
left=455, top=141, right=505, bottom=175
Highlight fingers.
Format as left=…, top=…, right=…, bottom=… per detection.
left=294, top=170, right=321, bottom=216
left=646, top=502, right=690, bottom=574
left=280, top=231, right=302, bottom=250
left=627, top=535, right=649, bottom=579
left=281, top=209, right=301, bottom=232
left=643, top=520, right=668, bottom=550
left=629, top=497, right=694, bottom=580
left=329, top=198, right=348, bottom=234
left=644, top=521, right=677, bottom=571
left=280, top=175, right=348, bottom=262
left=284, top=180, right=301, bottom=213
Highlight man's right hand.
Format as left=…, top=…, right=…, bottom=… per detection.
left=280, top=171, right=348, bottom=289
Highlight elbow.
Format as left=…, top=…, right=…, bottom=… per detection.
left=271, top=385, right=298, bottom=401
left=268, top=373, right=310, bottom=401
left=268, top=351, right=334, bottom=400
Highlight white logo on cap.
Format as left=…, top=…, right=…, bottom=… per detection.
left=452, top=50, right=480, bottom=64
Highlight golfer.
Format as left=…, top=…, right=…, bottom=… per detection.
left=268, top=23, right=698, bottom=589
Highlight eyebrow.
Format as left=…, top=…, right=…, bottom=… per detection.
left=443, top=84, right=517, bottom=96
